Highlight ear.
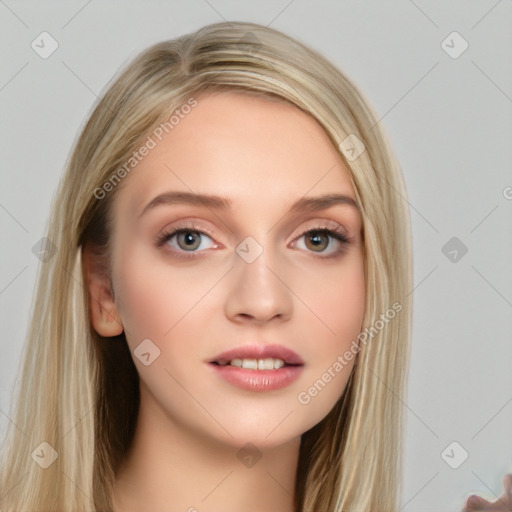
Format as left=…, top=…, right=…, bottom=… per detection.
left=82, top=243, right=124, bottom=337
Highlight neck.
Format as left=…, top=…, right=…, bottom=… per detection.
left=112, top=383, right=300, bottom=512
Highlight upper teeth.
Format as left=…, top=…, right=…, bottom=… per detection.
left=221, top=358, right=285, bottom=370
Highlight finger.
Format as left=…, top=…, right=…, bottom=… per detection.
left=503, top=473, right=512, bottom=498
left=494, top=493, right=512, bottom=511
left=465, top=494, right=492, bottom=511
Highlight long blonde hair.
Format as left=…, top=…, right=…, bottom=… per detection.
left=0, top=21, right=412, bottom=511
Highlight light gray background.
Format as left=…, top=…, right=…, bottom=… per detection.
left=1, top=1, right=511, bottom=510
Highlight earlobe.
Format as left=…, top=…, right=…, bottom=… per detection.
left=82, top=243, right=124, bottom=337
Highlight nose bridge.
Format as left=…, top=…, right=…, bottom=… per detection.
left=237, top=237, right=274, bottom=286
left=224, top=234, right=293, bottom=323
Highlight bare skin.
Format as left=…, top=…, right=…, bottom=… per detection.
left=84, top=91, right=365, bottom=511
left=463, top=474, right=512, bottom=511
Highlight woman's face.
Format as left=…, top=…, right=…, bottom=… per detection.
left=104, top=91, right=365, bottom=448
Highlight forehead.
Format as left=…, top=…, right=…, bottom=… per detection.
left=115, top=90, right=356, bottom=218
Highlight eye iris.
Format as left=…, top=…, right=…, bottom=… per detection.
left=177, top=231, right=201, bottom=251
left=305, top=231, right=328, bottom=252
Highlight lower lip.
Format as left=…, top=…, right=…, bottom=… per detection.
left=209, top=363, right=304, bottom=391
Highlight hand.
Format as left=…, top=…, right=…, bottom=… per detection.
left=463, top=474, right=512, bottom=511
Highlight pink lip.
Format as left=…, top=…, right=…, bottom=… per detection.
left=208, top=344, right=304, bottom=392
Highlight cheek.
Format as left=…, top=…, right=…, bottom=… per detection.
left=112, top=245, right=187, bottom=344
left=293, top=254, right=365, bottom=418
left=112, top=242, right=227, bottom=351
left=303, top=254, right=366, bottom=344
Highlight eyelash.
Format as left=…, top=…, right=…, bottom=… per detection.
left=154, top=220, right=350, bottom=261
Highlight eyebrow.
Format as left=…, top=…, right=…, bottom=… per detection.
left=138, top=191, right=360, bottom=219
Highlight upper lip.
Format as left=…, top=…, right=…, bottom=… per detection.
left=209, top=344, right=304, bottom=366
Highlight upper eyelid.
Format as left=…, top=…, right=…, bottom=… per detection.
left=157, top=219, right=214, bottom=236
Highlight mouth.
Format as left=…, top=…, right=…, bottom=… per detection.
left=209, top=343, right=304, bottom=369
left=208, top=344, right=304, bottom=391
left=211, top=357, right=301, bottom=370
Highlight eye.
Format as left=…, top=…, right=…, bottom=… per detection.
left=154, top=221, right=351, bottom=260
left=155, top=224, right=217, bottom=257
left=293, top=227, right=349, bottom=257
left=172, top=230, right=213, bottom=252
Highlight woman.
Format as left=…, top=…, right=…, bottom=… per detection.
left=0, top=20, right=508, bottom=512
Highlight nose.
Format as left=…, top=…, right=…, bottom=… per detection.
left=224, top=239, right=293, bottom=325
